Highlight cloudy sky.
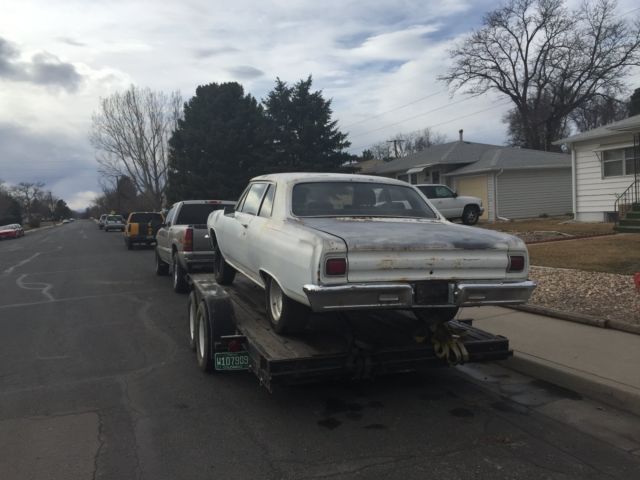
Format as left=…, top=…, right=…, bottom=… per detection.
left=1, top=0, right=639, bottom=210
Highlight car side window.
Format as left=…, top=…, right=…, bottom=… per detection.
left=240, top=183, right=268, bottom=215
left=235, top=186, right=251, bottom=212
left=435, top=186, right=454, bottom=198
left=418, top=186, right=435, bottom=198
left=258, top=184, right=275, bottom=218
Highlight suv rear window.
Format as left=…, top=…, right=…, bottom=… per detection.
left=107, top=215, right=123, bottom=222
left=175, top=203, right=226, bottom=225
left=129, top=213, right=163, bottom=223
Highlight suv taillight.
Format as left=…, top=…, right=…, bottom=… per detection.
left=325, top=258, right=347, bottom=276
left=508, top=255, right=525, bottom=272
left=183, top=227, right=193, bottom=252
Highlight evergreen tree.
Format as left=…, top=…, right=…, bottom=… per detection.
left=166, top=82, right=269, bottom=203
left=262, top=76, right=352, bottom=172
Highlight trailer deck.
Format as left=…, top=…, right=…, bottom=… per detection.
left=188, top=274, right=512, bottom=390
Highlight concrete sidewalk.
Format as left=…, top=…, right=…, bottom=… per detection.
left=461, top=306, right=640, bottom=416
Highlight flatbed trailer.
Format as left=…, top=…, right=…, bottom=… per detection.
left=187, top=273, right=512, bottom=391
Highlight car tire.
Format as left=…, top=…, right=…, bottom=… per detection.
left=265, top=276, right=309, bottom=334
left=414, top=307, right=460, bottom=325
left=213, top=243, right=236, bottom=285
left=155, top=249, right=169, bottom=276
left=187, top=291, right=198, bottom=351
left=172, top=252, right=189, bottom=293
left=462, top=206, right=480, bottom=226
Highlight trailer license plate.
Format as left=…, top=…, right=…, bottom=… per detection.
left=215, top=352, right=250, bottom=371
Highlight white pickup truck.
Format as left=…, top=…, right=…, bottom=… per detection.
left=207, top=173, right=535, bottom=334
left=415, top=184, right=484, bottom=225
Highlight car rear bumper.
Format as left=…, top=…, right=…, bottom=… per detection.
left=127, top=235, right=156, bottom=243
left=302, top=280, right=536, bottom=312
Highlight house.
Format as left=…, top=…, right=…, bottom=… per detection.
left=554, top=114, right=640, bottom=228
left=362, top=131, right=572, bottom=221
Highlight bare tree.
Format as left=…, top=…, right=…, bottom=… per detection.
left=440, top=0, right=640, bottom=151
left=10, top=181, right=45, bottom=219
left=569, top=92, right=628, bottom=131
left=369, top=127, right=448, bottom=160
left=90, top=85, right=182, bottom=209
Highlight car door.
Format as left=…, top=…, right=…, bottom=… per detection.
left=157, top=206, right=176, bottom=262
left=431, top=185, right=457, bottom=218
left=218, top=183, right=268, bottom=276
left=245, top=183, right=275, bottom=284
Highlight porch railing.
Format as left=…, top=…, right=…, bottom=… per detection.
left=614, top=179, right=639, bottom=226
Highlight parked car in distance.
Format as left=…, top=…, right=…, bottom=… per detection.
left=62, top=219, right=70, bottom=224
left=208, top=173, right=535, bottom=334
left=98, top=214, right=108, bottom=229
left=124, top=211, right=164, bottom=250
left=0, top=223, right=24, bottom=239
left=155, top=200, right=235, bottom=292
left=415, top=184, right=484, bottom=225
left=104, top=215, right=125, bottom=232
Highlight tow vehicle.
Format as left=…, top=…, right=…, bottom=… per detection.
left=187, top=273, right=512, bottom=391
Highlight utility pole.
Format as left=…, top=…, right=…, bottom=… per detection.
left=386, top=139, right=405, bottom=158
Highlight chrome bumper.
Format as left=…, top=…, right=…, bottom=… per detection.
left=303, top=280, right=536, bottom=312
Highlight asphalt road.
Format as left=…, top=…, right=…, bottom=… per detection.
left=1, top=220, right=639, bottom=480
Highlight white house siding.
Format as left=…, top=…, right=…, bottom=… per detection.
left=496, top=169, right=572, bottom=219
left=574, top=134, right=636, bottom=222
left=487, top=173, right=496, bottom=222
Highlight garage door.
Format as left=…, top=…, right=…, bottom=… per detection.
left=455, top=175, right=488, bottom=220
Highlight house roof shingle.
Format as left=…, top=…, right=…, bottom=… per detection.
left=444, top=146, right=570, bottom=176
left=372, top=141, right=499, bottom=174
left=553, top=114, right=640, bottom=145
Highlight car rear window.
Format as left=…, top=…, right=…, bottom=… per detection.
left=292, top=182, right=437, bottom=218
left=175, top=203, right=226, bottom=225
left=129, top=213, right=163, bottom=223
left=107, top=215, right=123, bottom=222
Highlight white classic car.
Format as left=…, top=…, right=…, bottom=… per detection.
left=207, top=173, right=536, bottom=334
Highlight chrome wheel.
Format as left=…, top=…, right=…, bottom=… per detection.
left=269, top=280, right=283, bottom=323
left=173, top=256, right=178, bottom=287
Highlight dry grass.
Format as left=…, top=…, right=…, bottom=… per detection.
left=528, top=234, right=640, bottom=275
left=478, top=216, right=614, bottom=237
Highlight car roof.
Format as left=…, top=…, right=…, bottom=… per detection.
left=250, top=172, right=410, bottom=186
left=174, top=200, right=236, bottom=206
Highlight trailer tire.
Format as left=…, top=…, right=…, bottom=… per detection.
left=265, top=276, right=309, bottom=334
left=187, top=291, right=198, bottom=351
left=414, top=307, right=459, bottom=325
left=195, top=296, right=236, bottom=373
left=195, top=301, right=215, bottom=372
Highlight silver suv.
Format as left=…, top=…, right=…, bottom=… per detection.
left=103, top=215, right=125, bottom=232
left=416, top=184, right=484, bottom=225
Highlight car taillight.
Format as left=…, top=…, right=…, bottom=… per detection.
left=325, top=258, right=347, bottom=276
left=508, top=255, right=525, bottom=272
left=183, top=227, right=193, bottom=252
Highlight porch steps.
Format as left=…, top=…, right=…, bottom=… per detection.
left=615, top=204, right=640, bottom=233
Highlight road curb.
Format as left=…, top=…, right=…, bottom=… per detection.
left=502, top=352, right=640, bottom=417
left=508, top=304, right=640, bottom=336
left=24, top=224, right=59, bottom=234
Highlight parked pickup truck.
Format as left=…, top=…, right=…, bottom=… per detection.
left=155, top=200, right=235, bottom=293
left=415, top=184, right=484, bottom=225
left=124, top=211, right=164, bottom=249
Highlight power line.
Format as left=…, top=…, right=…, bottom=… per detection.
left=341, top=89, right=448, bottom=129
left=348, top=93, right=485, bottom=140
left=349, top=99, right=511, bottom=152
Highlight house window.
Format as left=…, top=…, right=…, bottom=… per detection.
left=431, top=171, right=440, bottom=184
left=397, top=174, right=409, bottom=182
left=410, top=173, right=418, bottom=184
left=602, top=147, right=638, bottom=177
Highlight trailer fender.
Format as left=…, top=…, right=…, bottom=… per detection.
left=195, top=289, right=237, bottom=372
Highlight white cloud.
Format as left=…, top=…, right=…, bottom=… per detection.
left=66, top=190, right=99, bottom=211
